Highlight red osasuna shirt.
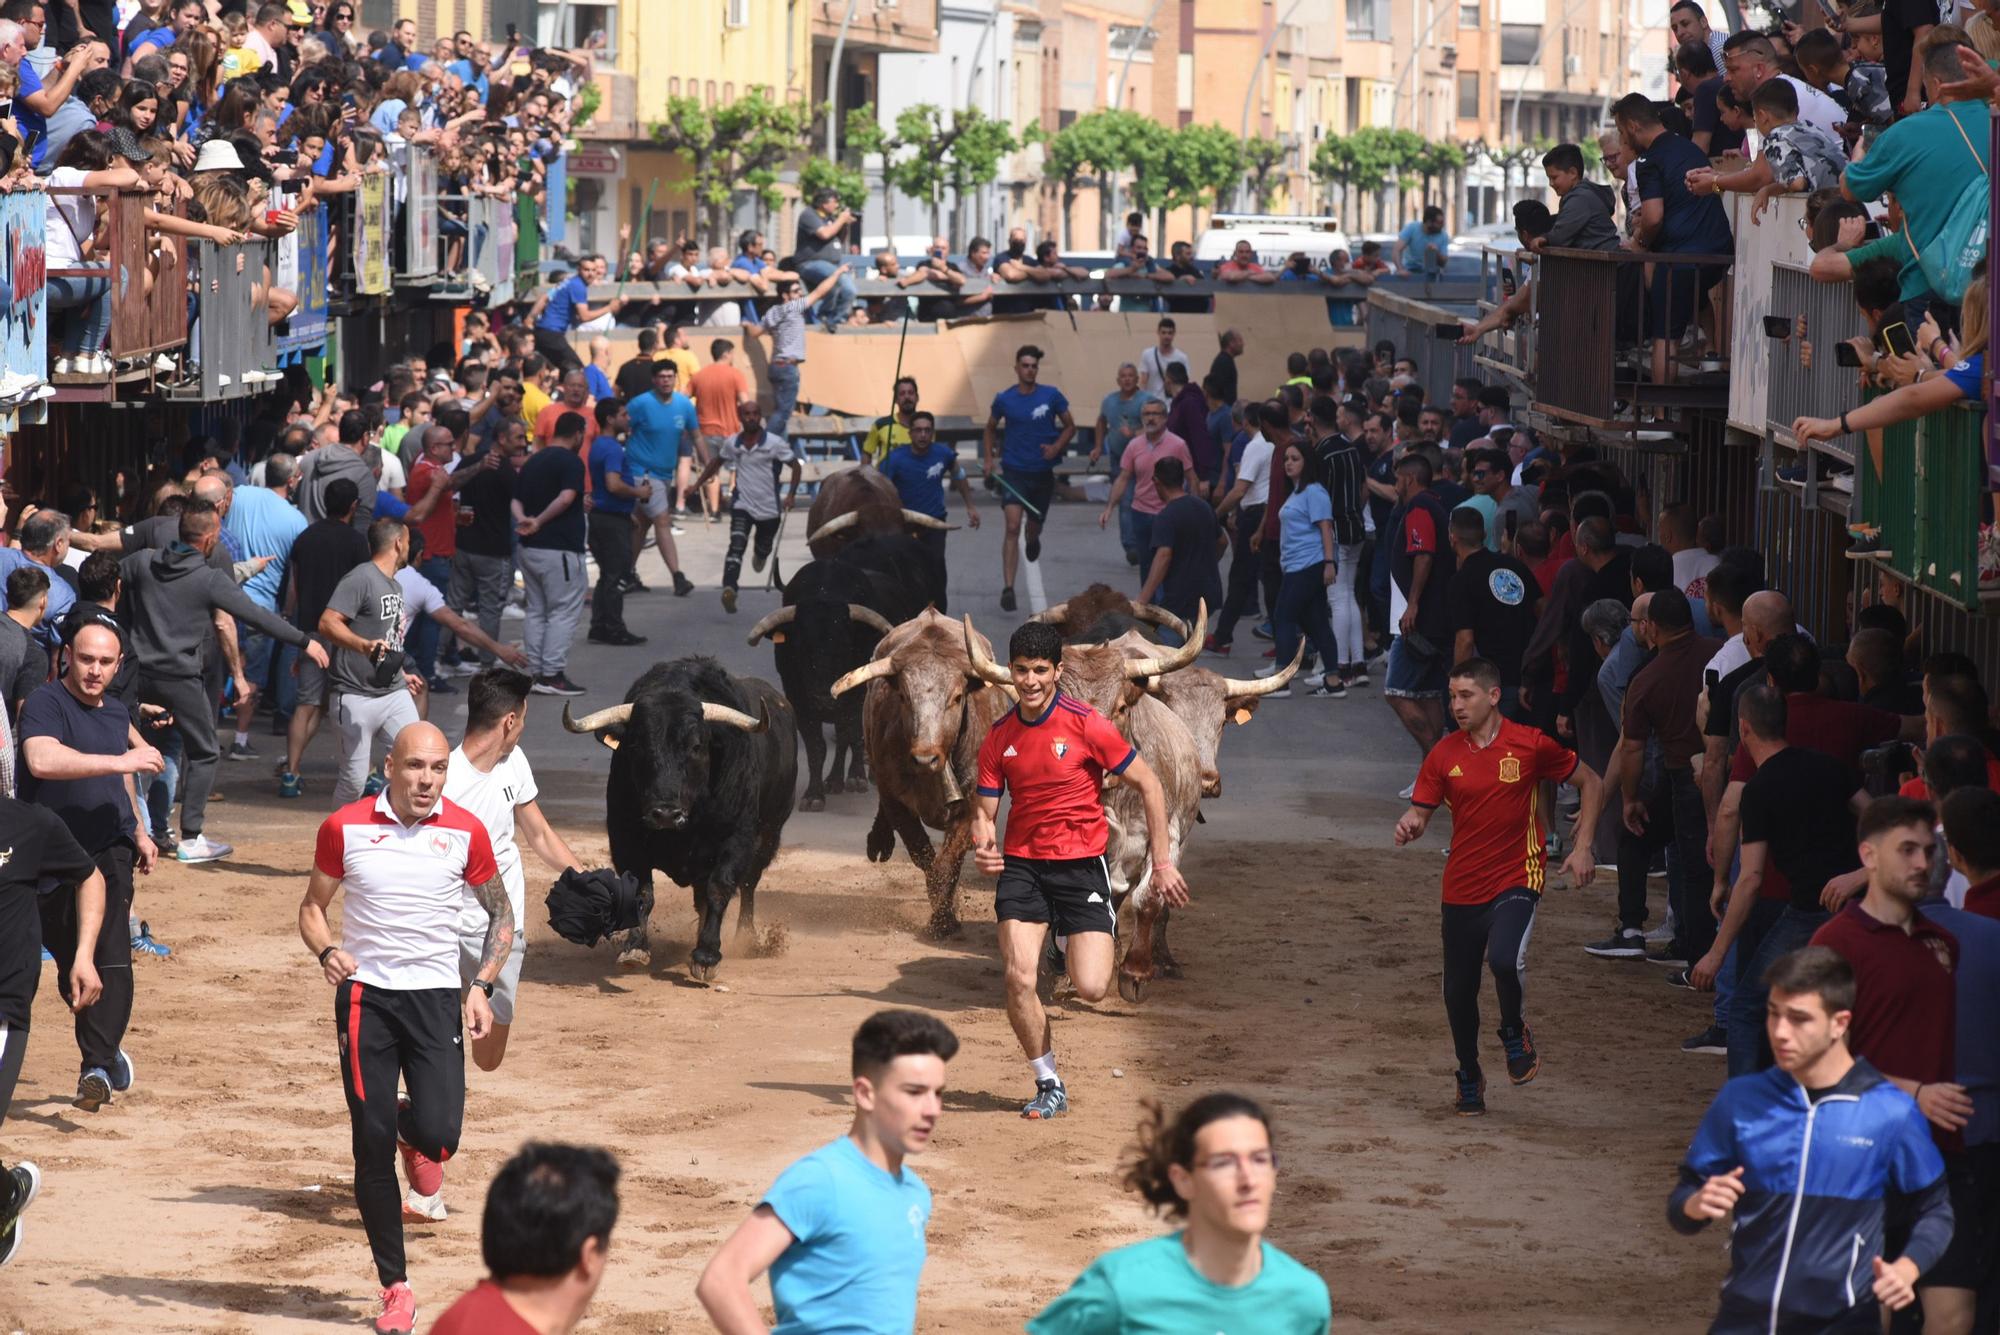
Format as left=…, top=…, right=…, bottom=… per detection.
left=977, top=691, right=1136, bottom=860
left=1413, top=718, right=1578, bottom=904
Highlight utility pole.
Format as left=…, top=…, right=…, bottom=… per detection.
left=1238, top=0, right=1306, bottom=210
left=826, top=0, right=860, bottom=160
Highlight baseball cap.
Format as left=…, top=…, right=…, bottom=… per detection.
left=106, top=127, right=153, bottom=163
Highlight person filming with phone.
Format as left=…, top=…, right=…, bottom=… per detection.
left=791, top=187, right=856, bottom=332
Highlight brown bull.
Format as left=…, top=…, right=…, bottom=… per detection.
left=1114, top=634, right=1303, bottom=798
left=831, top=609, right=1015, bottom=938
left=805, top=466, right=953, bottom=559
left=1028, top=583, right=1188, bottom=643
left=965, top=603, right=1209, bottom=1002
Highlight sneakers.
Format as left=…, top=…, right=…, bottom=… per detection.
left=1024, top=533, right=1042, bottom=563
left=74, top=1067, right=112, bottom=1112
left=751, top=546, right=769, bottom=572
left=1021, top=1079, right=1068, bottom=1120
left=278, top=771, right=303, bottom=799
left=1664, top=968, right=1696, bottom=991
left=672, top=571, right=694, bottom=597
left=362, top=770, right=387, bottom=797
left=174, top=834, right=232, bottom=864
left=1000, top=587, right=1017, bottom=612
left=1453, top=1068, right=1487, bottom=1116
left=1500, top=1025, right=1539, bottom=1085
left=1307, top=682, right=1347, bottom=699
left=618, top=573, right=647, bottom=595
left=721, top=586, right=739, bottom=613
left=1251, top=620, right=1274, bottom=641
left=1263, top=685, right=1294, bottom=699
left=225, top=740, right=260, bottom=762
left=402, top=1187, right=447, bottom=1223
left=131, top=923, right=170, bottom=958
left=1346, top=670, right=1370, bottom=688
left=1584, top=927, right=1646, bottom=959
left=532, top=674, right=587, bottom=697
left=0, top=1161, right=41, bottom=1269
left=1646, top=946, right=1691, bottom=967
left=438, top=657, right=479, bottom=677
left=374, top=1281, right=417, bottom=1335
left=669, top=522, right=687, bottom=537
left=424, top=677, right=458, bottom=695
left=109, top=1049, right=135, bottom=1092
left=1643, top=921, right=1677, bottom=944
left=1681, top=1025, right=1729, bottom=1056
left=587, top=628, right=648, bottom=646
left=1203, top=636, right=1231, bottom=656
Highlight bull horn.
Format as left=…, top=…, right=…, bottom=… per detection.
left=830, top=656, right=898, bottom=697
left=745, top=605, right=798, bottom=646
left=1025, top=600, right=1070, bottom=627
left=1219, top=642, right=1305, bottom=697
left=701, top=701, right=768, bottom=732
left=901, top=509, right=955, bottom=531
left=562, top=701, right=635, bottom=733
left=847, top=604, right=895, bottom=635
left=1132, top=602, right=1191, bottom=640
left=806, top=512, right=860, bottom=544
left=961, top=616, right=1014, bottom=685
left=1123, top=600, right=1206, bottom=680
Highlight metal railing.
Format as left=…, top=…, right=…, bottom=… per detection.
left=1366, top=287, right=1482, bottom=408
left=179, top=238, right=279, bottom=401
left=43, top=187, right=188, bottom=398
left=1853, top=398, right=1987, bottom=610
left=1764, top=262, right=1868, bottom=448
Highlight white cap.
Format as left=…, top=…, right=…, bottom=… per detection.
left=192, top=139, right=245, bottom=173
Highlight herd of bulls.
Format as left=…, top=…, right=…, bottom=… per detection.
left=559, top=470, right=1301, bottom=999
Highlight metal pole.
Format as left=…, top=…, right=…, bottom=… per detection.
left=826, top=0, right=860, bottom=160
left=1389, top=0, right=1451, bottom=133
left=1238, top=0, right=1307, bottom=211
left=1114, top=0, right=1167, bottom=113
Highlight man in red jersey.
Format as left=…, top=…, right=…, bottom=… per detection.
left=973, top=621, right=1187, bottom=1122
left=1395, top=657, right=1606, bottom=1116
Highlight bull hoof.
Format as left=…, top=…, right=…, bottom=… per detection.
left=866, top=830, right=895, bottom=862
left=847, top=775, right=871, bottom=793
left=616, top=947, right=651, bottom=970
left=798, top=794, right=825, bottom=812
left=1117, top=973, right=1148, bottom=1004
left=689, top=960, right=718, bottom=983
left=923, top=915, right=962, bottom=941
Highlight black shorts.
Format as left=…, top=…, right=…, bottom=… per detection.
left=996, top=855, right=1116, bottom=937
left=999, top=469, right=1056, bottom=519
left=1918, top=1143, right=2000, bottom=1290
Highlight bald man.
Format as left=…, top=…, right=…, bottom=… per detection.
left=301, top=721, right=510, bottom=1334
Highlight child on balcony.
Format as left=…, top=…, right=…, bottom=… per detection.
left=45, top=129, right=143, bottom=377
left=1793, top=27, right=1892, bottom=153
left=1684, top=79, right=1848, bottom=223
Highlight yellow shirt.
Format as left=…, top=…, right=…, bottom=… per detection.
left=660, top=347, right=700, bottom=390
left=521, top=383, right=553, bottom=426
left=861, top=416, right=912, bottom=465
left=219, top=45, right=263, bottom=80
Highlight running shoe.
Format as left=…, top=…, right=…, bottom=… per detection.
left=587, top=629, right=649, bottom=646
left=1263, top=686, right=1294, bottom=699
left=1500, top=1025, right=1539, bottom=1085
left=1345, top=670, right=1370, bottom=688
left=1000, top=587, right=1017, bottom=612
left=174, top=835, right=232, bottom=864
left=74, top=1068, right=111, bottom=1112
left=109, top=1049, right=135, bottom=1092
left=1646, top=946, right=1691, bottom=967
left=1682, top=1025, right=1728, bottom=1055
left=374, top=1281, right=416, bottom=1334
left=751, top=546, right=769, bottom=573
left=225, top=740, right=260, bottom=762
left=439, top=657, right=478, bottom=678
left=1643, top=921, right=1677, bottom=944
left=533, top=674, right=587, bottom=697
left=673, top=572, right=694, bottom=596
left=669, top=522, right=687, bottom=537
left=402, top=1187, right=447, bottom=1224
left=1583, top=927, right=1646, bottom=959
left=1307, top=682, right=1347, bottom=699
left=1251, top=621, right=1274, bottom=641
left=1021, top=1079, right=1068, bottom=1120
left=1664, top=968, right=1696, bottom=991
left=278, top=771, right=303, bottom=799
left=362, top=769, right=387, bottom=797
left=0, top=1161, right=41, bottom=1268
left=1452, top=1069, right=1487, bottom=1116
left=425, top=677, right=458, bottom=695
left=1024, top=533, right=1042, bottom=563
left=1202, top=636, right=1231, bottom=656
left=132, top=923, right=171, bottom=958
left=619, top=573, right=647, bottom=595
left=720, top=587, right=739, bottom=614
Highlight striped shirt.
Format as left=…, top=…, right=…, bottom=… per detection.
left=1315, top=434, right=1367, bottom=547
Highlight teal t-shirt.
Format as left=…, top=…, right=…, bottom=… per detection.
left=763, top=1136, right=931, bottom=1335
left=1842, top=100, right=1991, bottom=300
left=1028, top=1233, right=1332, bottom=1335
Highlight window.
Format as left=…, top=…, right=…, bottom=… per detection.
left=1459, top=2, right=1480, bottom=26
left=1500, top=24, right=1541, bottom=64
left=1457, top=71, right=1479, bottom=119
left=1346, top=0, right=1389, bottom=41
left=537, top=1, right=618, bottom=61
left=725, top=0, right=749, bottom=27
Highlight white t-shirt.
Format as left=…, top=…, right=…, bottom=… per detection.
left=1238, top=433, right=1274, bottom=507
left=1782, top=74, right=1847, bottom=140
left=314, top=791, right=499, bottom=990
left=446, top=744, right=538, bottom=939
left=1673, top=548, right=1720, bottom=592
left=1138, top=345, right=1192, bottom=398
left=377, top=448, right=406, bottom=494
left=393, top=565, right=445, bottom=642
left=45, top=167, right=96, bottom=270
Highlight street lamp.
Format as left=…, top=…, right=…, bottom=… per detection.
left=1238, top=0, right=1307, bottom=208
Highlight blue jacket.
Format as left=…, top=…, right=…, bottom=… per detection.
left=1669, top=1058, right=1951, bottom=1333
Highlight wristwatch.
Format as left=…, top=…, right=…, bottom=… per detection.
left=470, top=978, right=495, bottom=998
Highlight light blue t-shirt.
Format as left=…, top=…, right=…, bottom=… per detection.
left=1456, top=493, right=1500, bottom=552
left=762, top=1136, right=931, bottom=1335
left=1396, top=219, right=1452, bottom=274
left=225, top=484, right=309, bottom=611
left=624, top=390, right=698, bottom=478
left=1099, top=389, right=1158, bottom=463
left=991, top=383, right=1071, bottom=474
left=1029, top=1233, right=1331, bottom=1335
left=1278, top=481, right=1333, bottom=573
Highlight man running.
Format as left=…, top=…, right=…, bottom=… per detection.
left=877, top=409, right=981, bottom=570
left=623, top=360, right=699, bottom=596
left=20, top=621, right=163, bottom=1111
left=973, top=621, right=1188, bottom=1120
left=981, top=345, right=1075, bottom=612
left=300, top=721, right=510, bottom=1334
left=1394, top=657, right=1604, bottom=1115
left=0, top=793, right=106, bottom=1268
left=320, top=519, right=425, bottom=803
left=696, top=1010, right=958, bottom=1332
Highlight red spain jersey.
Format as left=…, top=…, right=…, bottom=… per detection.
left=1412, top=719, right=1577, bottom=904
left=976, top=691, right=1137, bottom=860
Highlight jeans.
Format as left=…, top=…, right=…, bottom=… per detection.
left=1273, top=566, right=1339, bottom=682
left=517, top=547, right=586, bottom=677
left=408, top=554, right=456, bottom=679
left=1129, top=508, right=1157, bottom=572
left=145, top=724, right=183, bottom=840
left=587, top=511, right=634, bottom=633
left=1727, top=904, right=1829, bottom=1075
left=1614, top=765, right=1715, bottom=962
left=1326, top=541, right=1364, bottom=670
left=47, top=274, right=111, bottom=353
left=1111, top=440, right=1140, bottom=561
left=768, top=361, right=801, bottom=440
left=272, top=639, right=299, bottom=725
left=1213, top=503, right=1265, bottom=645
left=449, top=549, right=513, bottom=665
left=797, top=259, right=855, bottom=329
left=238, top=626, right=273, bottom=720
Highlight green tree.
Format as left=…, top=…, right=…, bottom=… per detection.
left=1161, top=123, right=1246, bottom=240
left=842, top=103, right=904, bottom=245
left=884, top=103, right=1018, bottom=240
left=647, top=87, right=817, bottom=244
left=1414, top=140, right=1467, bottom=220
left=800, top=157, right=867, bottom=217
left=1312, top=128, right=1402, bottom=231
left=1240, top=134, right=1287, bottom=211
left=1029, top=111, right=1127, bottom=249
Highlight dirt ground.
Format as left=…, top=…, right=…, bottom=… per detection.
left=0, top=771, right=1728, bottom=1334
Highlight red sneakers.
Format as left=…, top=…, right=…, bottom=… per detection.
left=398, top=1139, right=443, bottom=1199
left=373, top=1281, right=416, bottom=1334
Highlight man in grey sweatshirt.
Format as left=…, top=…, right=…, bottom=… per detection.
left=119, top=500, right=330, bottom=864
left=295, top=410, right=379, bottom=533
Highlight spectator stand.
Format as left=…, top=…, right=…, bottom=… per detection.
left=43, top=184, right=187, bottom=405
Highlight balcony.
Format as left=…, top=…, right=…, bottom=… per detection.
left=1852, top=399, right=1989, bottom=611
left=40, top=186, right=189, bottom=405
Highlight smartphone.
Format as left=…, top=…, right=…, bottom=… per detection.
left=1499, top=266, right=1517, bottom=297
left=1835, top=341, right=1863, bottom=367
left=1433, top=321, right=1464, bottom=339
left=506, top=22, right=518, bottom=40
left=1863, top=220, right=1883, bottom=241
left=1762, top=314, right=1791, bottom=339
left=1881, top=321, right=1917, bottom=359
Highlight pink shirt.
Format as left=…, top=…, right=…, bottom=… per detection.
left=1122, top=430, right=1193, bottom=515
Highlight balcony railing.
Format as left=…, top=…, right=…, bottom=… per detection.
left=42, top=186, right=189, bottom=403
left=1852, top=399, right=1988, bottom=610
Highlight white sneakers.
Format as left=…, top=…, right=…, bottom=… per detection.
left=401, top=1188, right=447, bottom=1224
left=174, top=835, right=233, bottom=864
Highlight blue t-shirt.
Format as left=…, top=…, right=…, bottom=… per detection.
left=225, top=484, right=309, bottom=611
left=536, top=274, right=589, bottom=333
left=1634, top=131, right=1734, bottom=255
left=17, top=680, right=136, bottom=851
left=1944, top=351, right=1984, bottom=402
left=585, top=363, right=614, bottom=401
left=446, top=60, right=488, bottom=103
left=1920, top=901, right=2000, bottom=1148
left=1029, top=1233, right=1331, bottom=1335
left=1397, top=219, right=1451, bottom=273
left=587, top=436, right=636, bottom=516
left=15, top=60, right=45, bottom=167
left=1278, top=481, right=1333, bottom=573
left=625, top=390, right=698, bottom=478
left=991, top=383, right=1071, bottom=474
left=878, top=443, right=956, bottom=520
left=1098, top=389, right=1156, bottom=462
left=373, top=490, right=410, bottom=521
left=762, top=1136, right=931, bottom=1335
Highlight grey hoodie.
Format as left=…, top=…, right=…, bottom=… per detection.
left=1545, top=180, right=1622, bottom=253
left=119, top=543, right=310, bottom=681
left=296, top=444, right=378, bottom=532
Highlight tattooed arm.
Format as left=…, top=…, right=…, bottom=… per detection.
left=463, top=871, right=514, bottom=1039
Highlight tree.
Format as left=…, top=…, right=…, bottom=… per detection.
left=1414, top=140, right=1467, bottom=221
left=1312, top=128, right=1403, bottom=232
left=799, top=157, right=867, bottom=219
left=647, top=87, right=817, bottom=244
left=1162, top=124, right=1246, bottom=240
left=882, top=103, right=1018, bottom=240
left=1029, top=111, right=1127, bottom=249
left=1240, top=134, right=1287, bottom=211
left=843, top=103, right=904, bottom=247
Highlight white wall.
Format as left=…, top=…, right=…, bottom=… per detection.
left=870, top=2, right=1017, bottom=251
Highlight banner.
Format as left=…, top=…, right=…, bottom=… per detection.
left=491, top=197, right=516, bottom=307
left=0, top=190, right=46, bottom=395
left=274, top=193, right=328, bottom=360
left=405, top=147, right=437, bottom=279
left=357, top=175, right=390, bottom=295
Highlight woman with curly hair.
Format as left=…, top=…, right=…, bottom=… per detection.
left=1029, top=1092, right=1332, bottom=1333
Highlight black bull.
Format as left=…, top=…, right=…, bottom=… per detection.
left=564, top=657, right=799, bottom=982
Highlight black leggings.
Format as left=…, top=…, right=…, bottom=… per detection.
left=335, top=980, right=464, bottom=1287
left=1440, top=887, right=1539, bottom=1075
left=0, top=1012, right=22, bottom=1215
left=723, top=513, right=782, bottom=591
left=36, top=843, right=135, bottom=1076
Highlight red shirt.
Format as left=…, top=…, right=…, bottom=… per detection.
left=1810, top=900, right=1959, bottom=1098
left=1402, top=503, right=1439, bottom=558
left=535, top=398, right=599, bottom=448
left=1728, top=692, right=1902, bottom=785
left=976, top=691, right=1135, bottom=860
left=406, top=458, right=456, bottom=560
left=1965, top=873, right=2000, bottom=921
left=1413, top=718, right=1578, bottom=904
left=429, top=1281, right=538, bottom=1335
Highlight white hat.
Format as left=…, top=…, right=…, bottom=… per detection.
left=192, top=139, right=245, bottom=173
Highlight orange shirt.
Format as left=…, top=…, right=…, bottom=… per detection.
left=690, top=362, right=749, bottom=438
left=534, top=398, right=598, bottom=448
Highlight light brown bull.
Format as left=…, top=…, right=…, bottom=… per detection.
left=1115, top=634, right=1304, bottom=798
left=805, top=466, right=953, bottom=560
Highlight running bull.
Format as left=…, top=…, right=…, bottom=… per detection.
left=562, top=657, right=798, bottom=982
left=805, top=466, right=954, bottom=560
left=1028, top=583, right=1188, bottom=644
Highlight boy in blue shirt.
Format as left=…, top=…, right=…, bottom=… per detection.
left=697, top=1011, right=958, bottom=1334
left=877, top=410, right=981, bottom=567
left=980, top=344, right=1074, bottom=612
